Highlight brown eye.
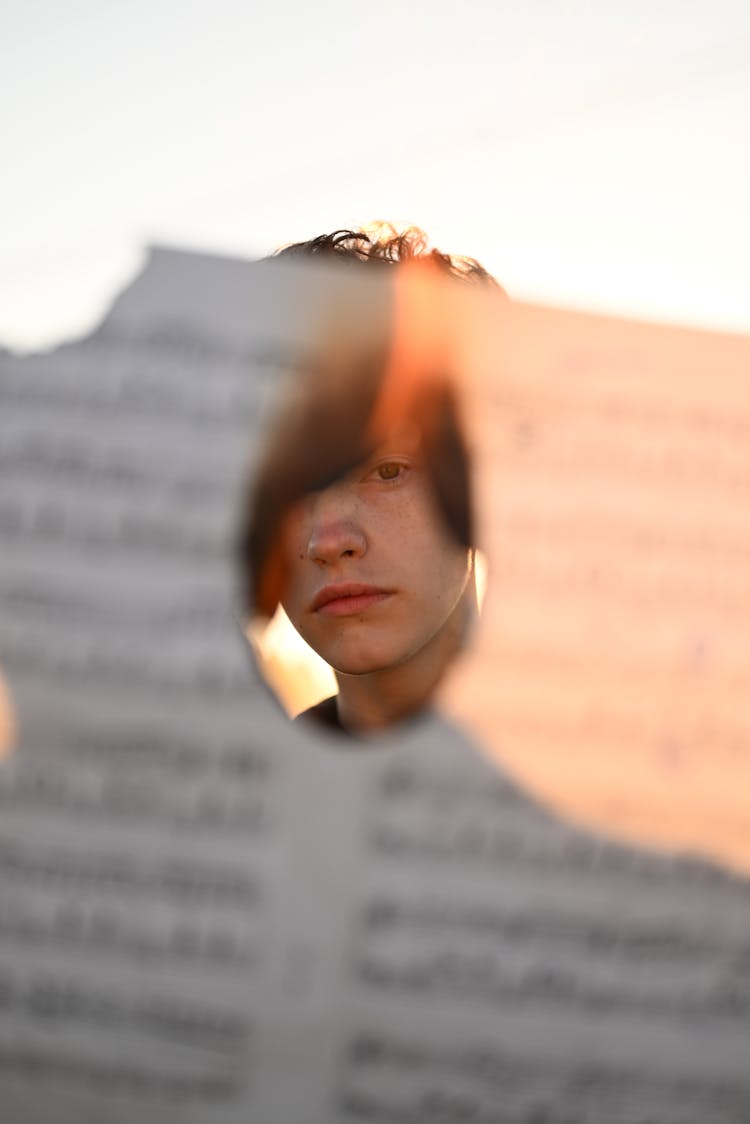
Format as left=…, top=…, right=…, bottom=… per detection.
left=362, top=458, right=412, bottom=484
left=377, top=462, right=402, bottom=481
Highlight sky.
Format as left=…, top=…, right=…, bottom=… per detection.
left=1, top=0, right=749, bottom=350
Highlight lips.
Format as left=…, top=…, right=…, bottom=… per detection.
left=311, top=583, right=393, bottom=617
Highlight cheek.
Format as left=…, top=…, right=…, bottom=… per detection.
left=431, top=549, right=471, bottom=606
left=400, top=500, right=469, bottom=591
left=279, top=502, right=309, bottom=558
left=416, top=503, right=471, bottom=599
left=282, top=502, right=314, bottom=563
left=277, top=509, right=311, bottom=615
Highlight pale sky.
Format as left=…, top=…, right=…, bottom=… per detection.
left=1, top=0, right=749, bottom=350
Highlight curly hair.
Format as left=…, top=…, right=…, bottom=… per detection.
left=272, top=223, right=503, bottom=291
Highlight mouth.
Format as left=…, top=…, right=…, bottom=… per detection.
left=311, top=584, right=393, bottom=617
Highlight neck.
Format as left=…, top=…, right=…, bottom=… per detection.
left=333, top=583, right=475, bottom=734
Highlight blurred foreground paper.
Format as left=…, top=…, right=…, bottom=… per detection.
left=0, top=248, right=749, bottom=1123
left=443, top=298, right=750, bottom=870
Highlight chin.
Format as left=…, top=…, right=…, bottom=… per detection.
left=327, top=645, right=404, bottom=678
left=329, top=657, right=391, bottom=677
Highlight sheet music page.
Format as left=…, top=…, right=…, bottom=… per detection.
left=447, top=299, right=750, bottom=870
left=1, top=251, right=749, bottom=1123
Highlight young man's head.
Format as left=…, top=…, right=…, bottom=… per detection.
left=276, top=419, right=474, bottom=679
left=241, top=225, right=503, bottom=731
left=271, top=225, right=499, bottom=287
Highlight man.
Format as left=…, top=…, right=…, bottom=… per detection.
left=241, top=225, right=503, bottom=734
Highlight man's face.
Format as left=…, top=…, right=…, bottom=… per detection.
left=278, top=435, right=472, bottom=677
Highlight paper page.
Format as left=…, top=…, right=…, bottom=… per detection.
left=446, top=299, right=750, bottom=870
left=1, top=250, right=749, bottom=1123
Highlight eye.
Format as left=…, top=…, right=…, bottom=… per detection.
left=363, top=459, right=411, bottom=484
left=376, top=461, right=403, bottom=481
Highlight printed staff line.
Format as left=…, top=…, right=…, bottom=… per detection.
left=0, top=450, right=234, bottom=497
left=56, top=734, right=270, bottom=778
left=375, top=767, right=520, bottom=810
left=367, top=825, right=745, bottom=893
left=0, top=595, right=240, bottom=636
left=0, top=1045, right=241, bottom=1101
left=354, top=954, right=750, bottom=1024
left=334, top=1081, right=750, bottom=1124
left=359, top=900, right=750, bottom=964
left=90, top=325, right=300, bottom=368
left=0, top=782, right=270, bottom=836
left=0, top=971, right=251, bottom=1053
left=0, top=845, right=263, bottom=905
left=0, top=914, right=255, bottom=967
left=0, top=1045, right=240, bottom=1101
left=0, top=641, right=252, bottom=694
left=0, top=513, right=225, bottom=559
left=0, top=383, right=259, bottom=427
left=342, top=1030, right=750, bottom=1104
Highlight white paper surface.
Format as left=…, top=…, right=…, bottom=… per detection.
left=1, top=248, right=749, bottom=1123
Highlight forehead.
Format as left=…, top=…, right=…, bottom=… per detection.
left=307, top=424, right=425, bottom=492
left=369, top=423, right=422, bottom=455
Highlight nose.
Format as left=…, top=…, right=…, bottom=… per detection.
left=305, top=486, right=367, bottom=566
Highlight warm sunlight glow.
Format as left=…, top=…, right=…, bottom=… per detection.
left=247, top=606, right=337, bottom=718
left=474, top=548, right=488, bottom=611
left=442, top=300, right=750, bottom=874
left=0, top=670, right=16, bottom=760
